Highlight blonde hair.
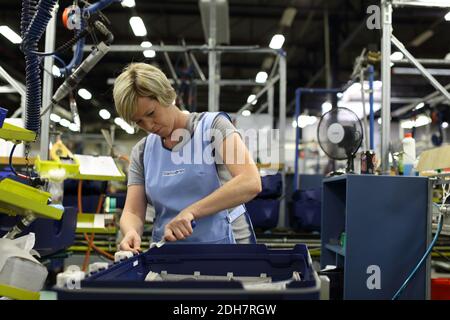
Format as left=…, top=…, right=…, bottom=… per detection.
left=113, top=63, right=176, bottom=124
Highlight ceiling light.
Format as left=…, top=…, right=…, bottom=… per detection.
left=242, top=110, right=251, bottom=117
left=297, top=115, right=317, bottom=128
left=129, top=16, right=147, bottom=37
left=52, top=65, right=61, bottom=77
left=114, top=117, right=126, bottom=127
left=121, top=0, right=135, bottom=8
left=143, top=49, right=156, bottom=58
left=414, top=102, right=425, bottom=110
left=390, top=51, right=404, bottom=61
left=255, top=71, right=268, bottom=84
left=247, top=94, right=257, bottom=105
left=77, top=88, right=92, bottom=100
left=0, top=26, right=22, bottom=44
left=269, top=34, right=285, bottom=49
left=141, top=41, right=152, bottom=48
left=50, top=113, right=61, bottom=122
left=442, top=121, right=449, bottom=129
left=445, top=11, right=450, bottom=21
left=59, top=119, right=70, bottom=128
left=99, top=109, right=111, bottom=120
left=69, top=123, right=80, bottom=132
left=321, top=101, right=332, bottom=114
left=401, top=115, right=431, bottom=129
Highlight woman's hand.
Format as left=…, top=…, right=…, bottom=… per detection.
left=119, top=229, right=142, bottom=254
left=164, top=209, right=195, bottom=242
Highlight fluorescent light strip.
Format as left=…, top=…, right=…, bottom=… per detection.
left=269, top=34, right=285, bottom=49
left=129, top=16, right=147, bottom=37
left=255, top=71, right=268, bottom=84
left=0, top=26, right=22, bottom=44
left=121, top=0, right=135, bottom=8
left=78, top=88, right=92, bottom=100
left=99, top=109, right=111, bottom=120
left=143, top=49, right=156, bottom=58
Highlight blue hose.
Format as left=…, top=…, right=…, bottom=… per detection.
left=84, top=0, right=121, bottom=15
left=61, top=27, right=85, bottom=76
left=21, top=0, right=58, bottom=134
left=60, top=0, right=119, bottom=76
left=392, top=213, right=444, bottom=300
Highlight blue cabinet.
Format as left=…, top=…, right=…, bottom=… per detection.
left=320, top=174, right=431, bottom=299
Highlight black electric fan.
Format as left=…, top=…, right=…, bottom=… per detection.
left=317, top=107, right=363, bottom=174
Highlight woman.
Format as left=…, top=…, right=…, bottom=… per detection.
left=113, top=63, right=261, bottom=252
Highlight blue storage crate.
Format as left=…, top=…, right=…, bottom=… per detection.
left=55, top=244, right=321, bottom=300
left=292, top=188, right=322, bottom=232
left=259, top=173, right=282, bottom=198
left=0, top=206, right=77, bottom=256
left=246, top=198, right=279, bottom=229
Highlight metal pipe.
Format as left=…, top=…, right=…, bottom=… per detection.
left=360, top=68, right=369, bottom=151
left=188, top=52, right=206, bottom=81
left=0, top=66, right=26, bottom=97
left=236, top=75, right=280, bottom=114
left=268, top=85, right=274, bottom=124
left=0, top=66, right=26, bottom=119
left=167, top=79, right=262, bottom=86
left=160, top=41, right=180, bottom=87
left=392, top=35, right=450, bottom=103
left=381, top=0, right=392, bottom=174
left=254, top=102, right=268, bottom=114
left=368, top=65, right=375, bottom=150
left=294, top=89, right=301, bottom=191
left=397, top=59, right=450, bottom=65
left=324, top=8, right=332, bottom=91
left=293, top=87, right=342, bottom=191
left=86, top=44, right=278, bottom=54
left=392, top=0, right=450, bottom=8
left=40, top=3, right=58, bottom=161
left=268, top=54, right=280, bottom=80
left=208, top=0, right=217, bottom=112
left=278, top=52, right=287, bottom=228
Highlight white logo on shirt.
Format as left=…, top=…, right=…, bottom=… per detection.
left=162, top=169, right=185, bottom=177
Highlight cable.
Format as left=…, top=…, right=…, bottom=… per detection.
left=392, top=184, right=450, bottom=300
left=8, top=144, right=29, bottom=180
left=392, top=213, right=444, bottom=300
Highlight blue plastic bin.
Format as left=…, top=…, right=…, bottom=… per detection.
left=55, top=244, right=321, bottom=300
left=259, top=173, right=282, bottom=198
left=246, top=198, right=280, bottom=229
left=0, top=206, right=77, bottom=256
left=292, top=188, right=322, bottom=232
left=0, top=106, right=7, bottom=128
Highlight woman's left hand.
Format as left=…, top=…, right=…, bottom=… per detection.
left=164, top=209, right=195, bottom=242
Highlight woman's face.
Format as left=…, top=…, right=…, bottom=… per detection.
left=131, top=97, right=174, bottom=138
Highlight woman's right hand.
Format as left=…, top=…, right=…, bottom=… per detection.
left=119, top=230, right=142, bottom=254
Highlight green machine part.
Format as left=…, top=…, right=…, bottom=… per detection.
left=0, top=122, right=36, bottom=142
left=0, top=178, right=63, bottom=220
